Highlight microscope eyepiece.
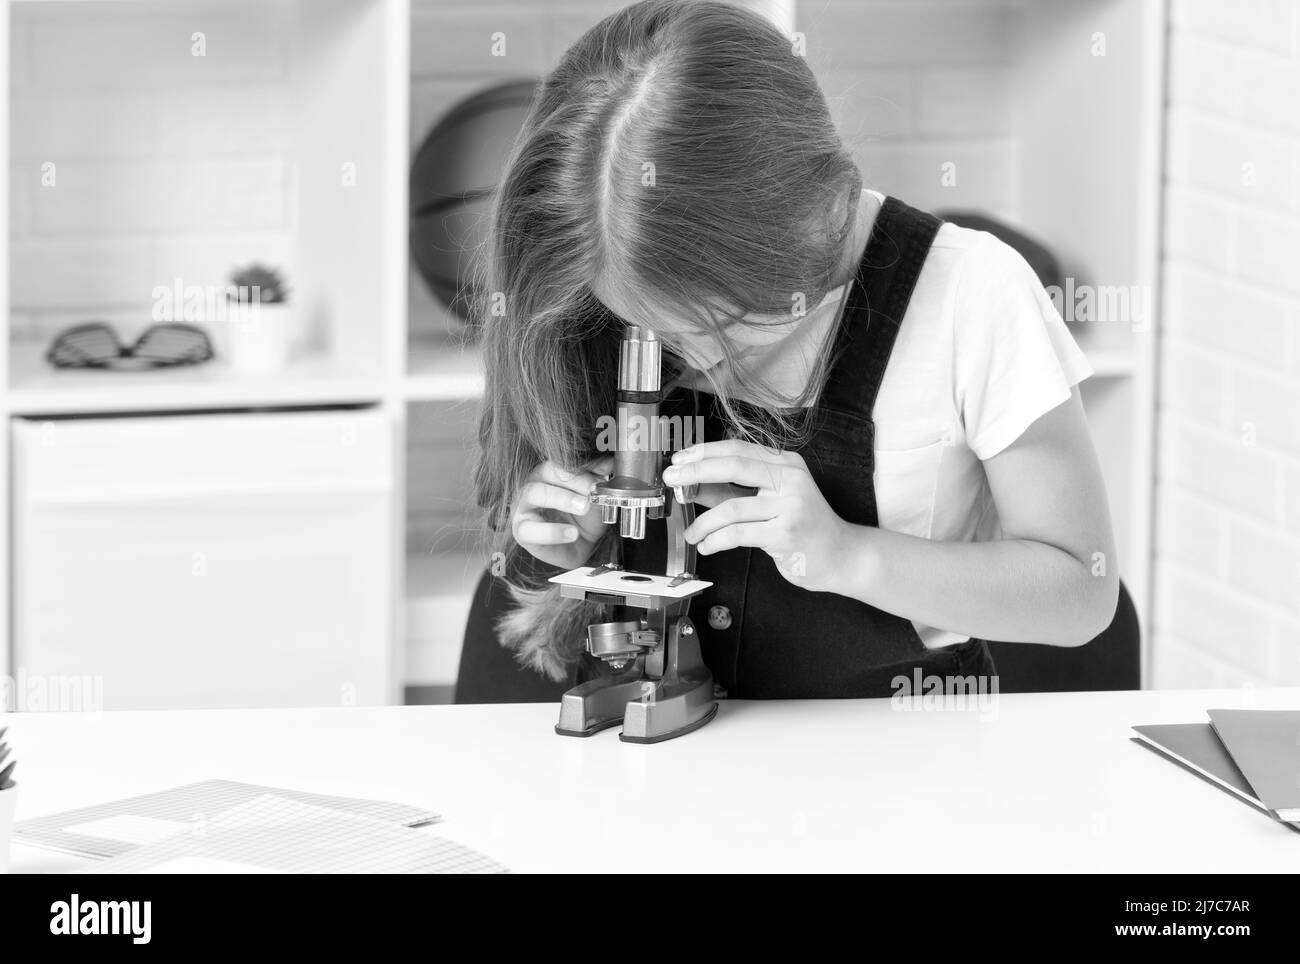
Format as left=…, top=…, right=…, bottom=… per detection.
left=592, top=326, right=668, bottom=540
left=617, top=326, right=662, bottom=395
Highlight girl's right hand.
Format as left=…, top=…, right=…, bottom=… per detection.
left=511, top=457, right=614, bottom=570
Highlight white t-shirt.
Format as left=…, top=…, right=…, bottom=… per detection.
left=685, top=194, right=1093, bottom=649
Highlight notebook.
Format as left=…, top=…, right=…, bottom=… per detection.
left=15, top=779, right=441, bottom=859
left=1132, top=723, right=1300, bottom=833
left=1207, top=709, right=1300, bottom=822
left=83, top=795, right=507, bottom=874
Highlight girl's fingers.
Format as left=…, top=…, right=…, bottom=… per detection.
left=513, top=460, right=617, bottom=547
left=687, top=483, right=755, bottom=509
left=535, top=461, right=601, bottom=497
left=515, top=518, right=580, bottom=546
left=586, top=455, right=615, bottom=477
left=671, top=439, right=788, bottom=466
left=570, top=497, right=610, bottom=541
left=663, top=455, right=783, bottom=492
left=696, top=522, right=770, bottom=556
left=684, top=496, right=779, bottom=544
left=518, top=481, right=590, bottom=517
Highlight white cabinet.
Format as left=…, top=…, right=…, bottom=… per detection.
left=11, top=409, right=395, bottom=709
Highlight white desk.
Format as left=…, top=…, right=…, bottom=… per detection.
left=6, top=687, right=1298, bottom=873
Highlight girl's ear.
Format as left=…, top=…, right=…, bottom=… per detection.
left=827, top=169, right=864, bottom=244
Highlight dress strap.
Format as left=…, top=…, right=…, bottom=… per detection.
left=817, top=196, right=944, bottom=419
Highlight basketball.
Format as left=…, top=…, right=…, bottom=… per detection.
left=410, top=80, right=539, bottom=323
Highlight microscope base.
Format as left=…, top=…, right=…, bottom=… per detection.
left=554, top=671, right=650, bottom=738
left=554, top=623, right=718, bottom=743
left=620, top=696, right=717, bottom=744
left=552, top=718, right=620, bottom=738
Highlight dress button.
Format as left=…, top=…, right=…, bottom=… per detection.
left=707, top=605, right=732, bottom=631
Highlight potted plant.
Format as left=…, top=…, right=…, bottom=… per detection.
left=225, top=263, right=293, bottom=373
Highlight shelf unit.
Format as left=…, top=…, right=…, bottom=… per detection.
left=2, top=0, right=1165, bottom=703
left=1, top=0, right=418, bottom=703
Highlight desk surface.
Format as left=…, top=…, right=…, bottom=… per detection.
left=6, top=687, right=1299, bottom=873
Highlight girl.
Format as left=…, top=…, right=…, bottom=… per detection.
left=464, top=0, right=1118, bottom=701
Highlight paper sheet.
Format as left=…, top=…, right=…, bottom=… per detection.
left=84, top=795, right=507, bottom=874
left=16, top=779, right=441, bottom=859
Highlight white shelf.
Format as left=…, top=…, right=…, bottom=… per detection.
left=404, top=329, right=484, bottom=401
left=6, top=339, right=386, bottom=415
left=6, top=333, right=1133, bottom=416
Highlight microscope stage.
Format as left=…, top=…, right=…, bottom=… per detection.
left=550, top=566, right=712, bottom=600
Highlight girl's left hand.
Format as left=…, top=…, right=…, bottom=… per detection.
left=661, top=440, right=852, bottom=593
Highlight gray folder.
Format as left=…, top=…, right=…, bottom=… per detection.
left=1131, top=722, right=1300, bottom=832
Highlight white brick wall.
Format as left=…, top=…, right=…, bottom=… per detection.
left=802, top=0, right=1016, bottom=215
left=1154, top=0, right=1300, bottom=687
left=8, top=5, right=297, bottom=341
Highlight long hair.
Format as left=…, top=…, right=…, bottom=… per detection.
left=474, top=0, right=860, bottom=678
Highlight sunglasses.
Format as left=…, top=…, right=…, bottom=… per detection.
left=46, top=322, right=214, bottom=371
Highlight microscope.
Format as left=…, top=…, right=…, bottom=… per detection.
left=549, top=326, right=718, bottom=743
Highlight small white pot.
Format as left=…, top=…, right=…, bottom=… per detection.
left=0, top=782, right=16, bottom=874
left=223, top=301, right=294, bottom=374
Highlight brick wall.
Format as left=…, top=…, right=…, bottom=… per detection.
left=1154, top=0, right=1300, bottom=687
left=8, top=3, right=297, bottom=343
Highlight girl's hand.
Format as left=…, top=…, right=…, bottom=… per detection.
left=662, top=441, right=851, bottom=593
left=511, top=457, right=614, bottom=570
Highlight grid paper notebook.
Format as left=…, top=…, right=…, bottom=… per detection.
left=15, top=779, right=441, bottom=859
left=84, top=795, right=508, bottom=875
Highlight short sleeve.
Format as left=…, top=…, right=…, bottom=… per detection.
left=953, top=234, right=1093, bottom=460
